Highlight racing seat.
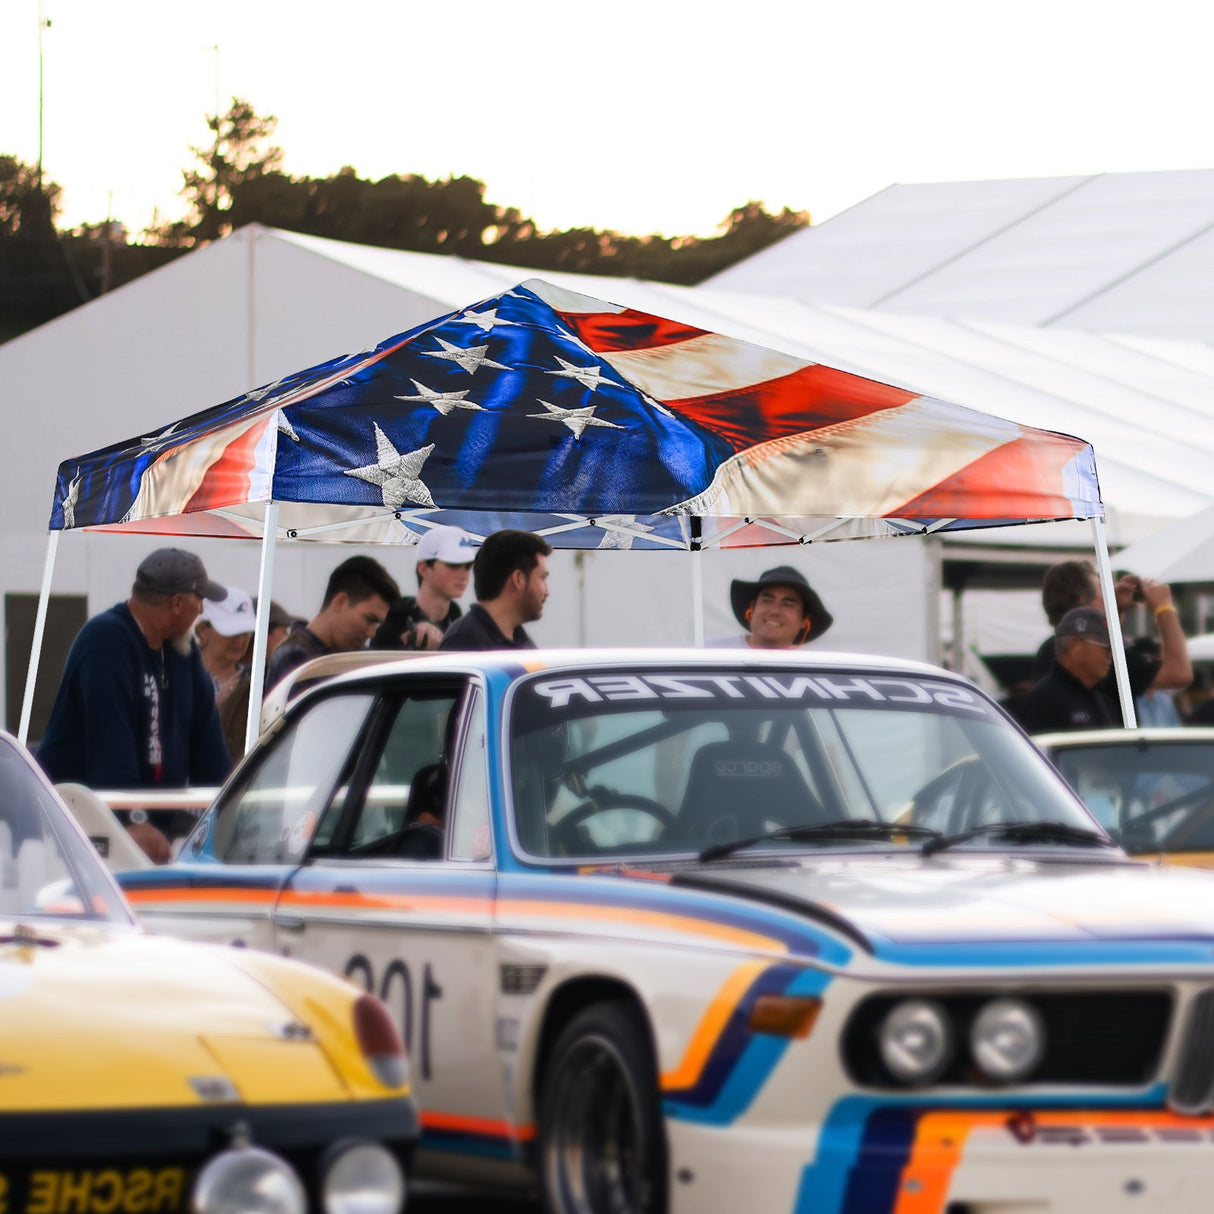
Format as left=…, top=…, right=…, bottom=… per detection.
left=396, top=762, right=448, bottom=859
left=674, top=741, right=826, bottom=847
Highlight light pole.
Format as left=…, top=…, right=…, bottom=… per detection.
left=36, top=0, right=46, bottom=193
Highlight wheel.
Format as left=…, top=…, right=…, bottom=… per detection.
left=538, top=1000, right=667, bottom=1214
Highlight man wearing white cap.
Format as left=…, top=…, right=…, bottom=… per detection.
left=373, top=525, right=477, bottom=652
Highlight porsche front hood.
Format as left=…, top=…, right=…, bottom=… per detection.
left=0, top=925, right=345, bottom=1111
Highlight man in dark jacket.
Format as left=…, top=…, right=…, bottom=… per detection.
left=372, top=525, right=475, bottom=651
left=440, top=530, right=551, bottom=651
left=1020, top=606, right=1118, bottom=733
left=38, top=549, right=233, bottom=860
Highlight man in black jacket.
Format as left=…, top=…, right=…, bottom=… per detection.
left=440, top=530, right=552, bottom=651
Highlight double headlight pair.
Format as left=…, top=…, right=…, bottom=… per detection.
left=192, top=1142, right=405, bottom=1214
left=879, top=997, right=1044, bottom=1086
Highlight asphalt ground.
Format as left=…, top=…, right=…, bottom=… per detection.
left=411, top=1181, right=541, bottom=1213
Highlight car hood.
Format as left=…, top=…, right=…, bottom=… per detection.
left=0, top=923, right=351, bottom=1112
left=671, top=854, right=1214, bottom=964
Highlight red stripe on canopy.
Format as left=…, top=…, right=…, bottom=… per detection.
left=890, top=430, right=1090, bottom=520
left=560, top=309, right=707, bottom=353
left=667, top=365, right=920, bottom=451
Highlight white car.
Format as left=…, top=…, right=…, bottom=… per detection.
left=116, top=649, right=1214, bottom=1214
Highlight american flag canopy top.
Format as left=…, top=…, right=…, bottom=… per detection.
left=49, top=279, right=1103, bottom=550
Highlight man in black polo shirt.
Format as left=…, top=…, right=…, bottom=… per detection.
left=1020, top=607, right=1118, bottom=733
left=1030, top=560, right=1191, bottom=703
left=440, top=530, right=552, bottom=651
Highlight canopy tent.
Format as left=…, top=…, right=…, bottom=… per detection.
left=24, top=277, right=1131, bottom=750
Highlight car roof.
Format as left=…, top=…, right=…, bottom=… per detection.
left=1035, top=727, right=1214, bottom=747
left=299, top=646, right=967, bottom=688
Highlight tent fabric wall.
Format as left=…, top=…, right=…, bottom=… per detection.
left=707, top=168, right=1214, bottom=342
left=4, top=222, right=1212, bottom=726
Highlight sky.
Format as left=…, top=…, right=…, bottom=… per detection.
left=2, top=0, right=1214, bottom=241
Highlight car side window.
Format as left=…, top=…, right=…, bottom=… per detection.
left=211, top=693, right=375, bottom=865
left=344, top=687, right=464, bottom=859
left=449, top=688, right=492, bottom=862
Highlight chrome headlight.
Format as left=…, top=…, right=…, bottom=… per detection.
left=878, top=999, right=953, bottom=1085
left=191, top=1146, right=305, bottom=1214
left=322, top=1142, right=406, bottom=1214
left=971, top=998, right=1045, bottom=1082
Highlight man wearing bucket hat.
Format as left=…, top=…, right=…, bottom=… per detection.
left=708, top=566, right=834, bottom=650
left=37, top=548, right=234, bottom=860
left=373, top=525, right=477, bottom=652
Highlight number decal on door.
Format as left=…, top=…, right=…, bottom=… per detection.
left=345, top=954, right=442, bottom=1078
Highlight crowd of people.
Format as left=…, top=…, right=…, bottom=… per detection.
left=30, top=531, right=1211, bottom=861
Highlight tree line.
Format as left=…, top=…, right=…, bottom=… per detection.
left=0, top=99, right=809, bottom=344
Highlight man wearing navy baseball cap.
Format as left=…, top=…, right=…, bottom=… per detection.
left=1018, top=606, right=1118, bottom=733
left=38, top=548, right=233, bottom=860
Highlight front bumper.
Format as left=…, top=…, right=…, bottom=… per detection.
left=0, top=1097, right=418, bottom=1213
left=669, top=1105, right=1214, bottom=1214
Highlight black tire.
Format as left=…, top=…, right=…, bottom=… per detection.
left=538, top=999, right=668, bottom=1214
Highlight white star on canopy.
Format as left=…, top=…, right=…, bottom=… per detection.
left=526, top=400, right=626, bottom=441
left=547, top=356, right=615, bottom=392
left=423, top=338, right=509, bottom=375
left=276, top=411, right=300, bottom=443
left=450, top=307, right=517, bottom=333
left=394, top=380, right=484, bottom=416
left=344, top=424, right=436, bottom=509
left=62, top=472, right=81, bottom=529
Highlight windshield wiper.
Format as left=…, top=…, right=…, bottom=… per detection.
left=699, top=818, right=942, bottom=863
left=922, top=820, right=1114, bottom=857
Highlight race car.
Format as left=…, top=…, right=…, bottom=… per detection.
left=0, top=728, right=415, bottom=1214
left=1035, top=726, right=1214, bottom=863
left=115, top=648, right=1214, bottom=1214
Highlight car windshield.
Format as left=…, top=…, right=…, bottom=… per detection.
left=1051, top=739, right=1214, bottom=854
left=508, top=666, right=1100, bottom=862
left=0, top=737, right=131, bottom=923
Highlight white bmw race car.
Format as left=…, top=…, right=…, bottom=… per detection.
left=116, top=648, right=1214, bottom=1214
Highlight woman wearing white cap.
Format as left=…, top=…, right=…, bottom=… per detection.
left=196, top=585, right=255, bottom=706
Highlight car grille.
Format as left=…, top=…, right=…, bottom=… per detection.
left=1171, top=987, right=1214, bottom=1113
left=843, top=990, right=1173, bottom=1089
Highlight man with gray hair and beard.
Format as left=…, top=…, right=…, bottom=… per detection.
left=38, top=549, right=233, bottom=860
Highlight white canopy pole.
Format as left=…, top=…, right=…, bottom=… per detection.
left=690, top=518, right=704, bottom=646
left=18, top=531, right=60, bottom=747
left=1091, top=515, right=1137, bottom=728
left=244, top=501, right=280, bottom=754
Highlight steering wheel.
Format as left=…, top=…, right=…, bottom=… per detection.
left=548, top=791, right=675, bottom=855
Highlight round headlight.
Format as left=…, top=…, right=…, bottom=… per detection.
left=322, top=1142, right=406, bottom=1214
left=878, top=999, right=953, bottom=1085
left=970, top=998, right=1045, bottom=1083
left=191, top=1146, right=306, bottom=1214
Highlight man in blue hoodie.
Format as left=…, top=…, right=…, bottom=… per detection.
left=38, top=548, right=233, bottom=859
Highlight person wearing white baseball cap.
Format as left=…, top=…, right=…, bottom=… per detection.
left=373, top=525, right=478, bottom=651
left=197, top=585, right=255, bottom=707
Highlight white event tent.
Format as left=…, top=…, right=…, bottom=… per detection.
left=3, top=221, right=1214, bottom=732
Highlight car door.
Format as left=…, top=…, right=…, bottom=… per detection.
left=134, top=688, right=378, bottom=949
left=272, top=676, right=516, bottom=1169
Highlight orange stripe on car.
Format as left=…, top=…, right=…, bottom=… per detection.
left=125, top=888, right=785, bottom=951
left=893, top=1109, right=1214, bottom=1214
left=660, top=960, right=772, bottom=1090
left=421, top=1110, right=536, bottom=1140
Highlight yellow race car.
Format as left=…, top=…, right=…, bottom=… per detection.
left=0, top=729, right=416, bottom=1214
